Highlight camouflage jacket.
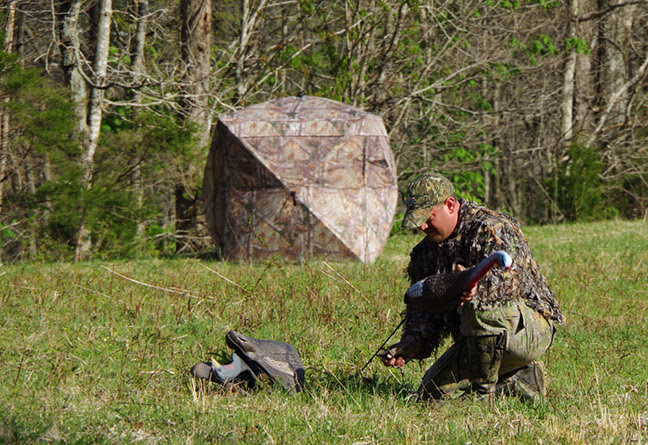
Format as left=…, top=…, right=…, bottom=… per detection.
left=401, top=199, right=565, bottom=360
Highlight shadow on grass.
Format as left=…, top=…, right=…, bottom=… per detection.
left=184, top=358, right=416, bottom=403
left=0, top=412, right=54, bottom=443
left=304, top=365, right=417, bottom=401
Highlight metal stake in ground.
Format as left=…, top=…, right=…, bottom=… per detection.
left=358, top=318, right=405, bottom=376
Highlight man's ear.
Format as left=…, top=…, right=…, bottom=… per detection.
left=445, top=196, right=459, bottom=214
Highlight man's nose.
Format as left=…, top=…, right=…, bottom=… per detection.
left=419, top=221, right=428, bottom=231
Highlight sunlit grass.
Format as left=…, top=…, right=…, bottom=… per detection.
left=1, top=219, right=648, bottom=442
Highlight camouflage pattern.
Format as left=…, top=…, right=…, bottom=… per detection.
left=400, top=199, right=564, bottom=360
left=417, top=348, right=548, bottom=403
left=401, top=173, right=456, bottom=229
left=203, top=96, right=398, bottom=263
left=465, top=334, right=503, bottom=396
left=417, top=299, right=554, bottom=401
left=496, top=360, right=547, bottom=403
left=388, top=197, right=563, bottom=401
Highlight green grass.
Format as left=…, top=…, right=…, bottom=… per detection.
left=1, top=220, right=648, bottom=443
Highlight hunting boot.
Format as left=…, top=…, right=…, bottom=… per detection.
left=496, top=360, right=547, bottom=403
left=465, top=335, right=504, bottom=398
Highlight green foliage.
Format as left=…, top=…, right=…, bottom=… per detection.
left=1, top=54, right=197, bottom=261
left=485, top=0, right=525, bottom=9
left=485, top=62, right=522, bottom=82
left=510, top=34, right=558, bottom=65
left=500, top=0, right=521, bottom=9
left=0, top=222, right=17, bottom=241
left=526, top=0, right=561, bottom=7
left=1, top=60, right=84, bottom=259
left=529, top=35, right=558, bottom=56
left=565, top=37, right=591, bottom=55
left=390, top=211, right=409, bottom=236
left=299, top=0, right=314, bottom=15
left=0, top=46, right=18, bottom=78
left=144, top=45, right=159, bottom=60
left=88, top=111, right=196, bottom=258
left=550, top=143, right=613, bottom=221
left=440, top=143, right=499, bottom=203
left=468, top=89, right=493, bottom=111
left=145, top=223, right=176, bottom=255
left=2, top=64, right=80, bottom=159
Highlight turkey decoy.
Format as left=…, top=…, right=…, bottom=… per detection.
left=190, top=330, right=305, bottom=393
left=404, top=251, right=513, bottom=312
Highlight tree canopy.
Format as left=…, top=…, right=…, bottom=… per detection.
left=1, top=0, right=647, bottom=262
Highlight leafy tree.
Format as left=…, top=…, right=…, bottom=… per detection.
left=551, top=142, right=606, bottom=222
left=1, top=61, right=81, bottom=260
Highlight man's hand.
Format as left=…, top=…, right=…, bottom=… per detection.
left=379, top=351, right=407, bottom=368
left=378, top=335, right=423, bottom=368
left=456, top=264, right=478, bottom=305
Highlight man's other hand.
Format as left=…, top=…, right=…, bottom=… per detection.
left=456, top=264, right=478, bottom=305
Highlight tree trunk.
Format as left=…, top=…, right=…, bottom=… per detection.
left=58, top=0, right=88, bottom=136
left=180, top=0, right=212, bottom=146
left=599, top=1, right=637, bottom=128
left=131, top=0, right=148, bottom=241
left=57, top=0, right=89, bottom=260
left=0, top=0, right=18, bottom=213
left=74, top=0, right=113, bottom=262
left=234, top=0, right=269, bottom=103
left=573, top=0, right=597, bottom=137
left=561, top=0, right=578, bottom=150
left=83, top=0, right=112, bottom=185
left=176, top=0, right=212, bottom=254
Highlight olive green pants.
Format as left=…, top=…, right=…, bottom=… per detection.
left=418, top=300, right=555, bottom=400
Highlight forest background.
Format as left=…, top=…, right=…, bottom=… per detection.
left=1, top=0, right=648, bottom=263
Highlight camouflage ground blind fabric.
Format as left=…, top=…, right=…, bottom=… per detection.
left=203, top=96, right=398, bottom=263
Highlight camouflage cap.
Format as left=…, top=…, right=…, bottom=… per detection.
left=401, top=173, right=455, bottom=229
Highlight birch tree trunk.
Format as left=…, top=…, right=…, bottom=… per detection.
left=74, top=0, right=113, bottom=261
left=561, top=0, right=578, bottom=150
left=58, top=0, right=88, bottom=136
left=0, top=0, right=18, bottom=213
left=131, top=0, right=148, bottom=240
left=83, top=0, right=112, bottom=185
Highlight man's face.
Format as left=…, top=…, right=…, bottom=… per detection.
left=419, top=201, right=456, bottom=243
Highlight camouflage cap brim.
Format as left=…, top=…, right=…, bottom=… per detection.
left=402, top=207, right=433, bottom=229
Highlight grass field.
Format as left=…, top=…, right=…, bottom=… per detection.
left=1, top=219, right=648, bottom=443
